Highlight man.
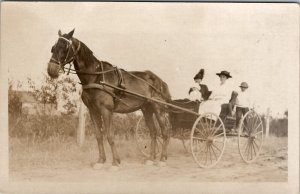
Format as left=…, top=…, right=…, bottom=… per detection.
left=188, top=69, right=211, bottom=102
left=235, top=82, right=251, bottom=127
left=198, top=70, right=233, bottom=120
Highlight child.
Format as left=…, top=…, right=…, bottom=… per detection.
left=235, top=82, right=251, bottom=127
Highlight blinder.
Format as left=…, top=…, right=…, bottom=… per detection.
left=50, top=36, right=81, bottom=75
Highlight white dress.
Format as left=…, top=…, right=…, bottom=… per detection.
left=198, top=82, right=232, bottom=117
left=188, top=82, right=203, bottom=101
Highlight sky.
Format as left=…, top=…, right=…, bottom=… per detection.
left=1, top=2, right=299, bottom=117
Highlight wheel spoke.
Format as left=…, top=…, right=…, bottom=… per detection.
left=252, top=142, right=256, bottom=156
left=210, top=144, right=218, bottom=160
left=244, top=141, right=249, bottom=157
left=253, top=123, right=263, bottom=134
left=208, top=145, right=213, bottom=164
left=204, top=144, right=208, bottom=164
left=253, top=130, right=263, bottom=137
left=195, top=127, right=206, bottom=139
left=192, top=137, right=207, bottom=141
left=213, top=132, right=225, bottom=138
left=242, top=123, right=250, bottom=134
left=194, top=141, right=205, bottom=157
left=204, top=117, right=210, bottom=137
left=211, top=114, right=217, bottom=129
left=212, top=143, right=222, bottom=153
left=199, top=119, right=208, bottom=137
left=211, top=123, right=222, bottom=136
left=250, top=141, right=253, bottom=160
left=209, top=115, right=212, bottom=131
left=253, top=140, right=260, bottom=150
left=213, top=140, right=225, bottom=144
left=253, top=115, right=258, bottom=129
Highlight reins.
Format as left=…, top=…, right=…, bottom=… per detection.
left=54, top=39, right=168, bottom=100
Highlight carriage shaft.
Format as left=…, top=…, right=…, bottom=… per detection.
left=84, top=82, right=200, bottom=116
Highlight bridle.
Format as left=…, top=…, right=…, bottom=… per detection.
left=50, top=36, right=81, bottom=74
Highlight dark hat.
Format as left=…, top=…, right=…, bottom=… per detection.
left=216, top=70, right=232, bottom=78
left=239, top=82, right=249, bottom=88
left=194, top=69, right=205, bottom=80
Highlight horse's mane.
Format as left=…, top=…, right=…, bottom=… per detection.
left=76, top=40, right=95, bottom=66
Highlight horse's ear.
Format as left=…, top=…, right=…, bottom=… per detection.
left=58, top=30, right=62, bottom=37
left=66, top=29, right=75, bottom=39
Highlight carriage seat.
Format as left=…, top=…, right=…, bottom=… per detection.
left=170, top=98, right=200, bottom=113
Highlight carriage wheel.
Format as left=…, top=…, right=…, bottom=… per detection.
left=135, top=115, right=163, bottom=158
left=238, top=109, right=263, bottom=163
left=190, top=113, right=226, bottom=168
left=180, top=128, right=192, bottom=153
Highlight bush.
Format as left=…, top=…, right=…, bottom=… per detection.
left=9, top=114, right=78, bottom=140
left=269, top=118, right=288, bottom=137
left=9, top=111, right=140, bottom=142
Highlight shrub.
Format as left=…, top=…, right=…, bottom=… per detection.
left=269, top=118, right=288, bottom=137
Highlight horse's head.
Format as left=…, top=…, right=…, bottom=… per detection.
left=47, top=29, right=77, bottom=78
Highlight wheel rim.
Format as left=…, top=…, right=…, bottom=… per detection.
left=238, top=110, right=263, bottom=163
left=135, top=116, right=162, bottom=158
left=190, top=113, right=226, bottom=168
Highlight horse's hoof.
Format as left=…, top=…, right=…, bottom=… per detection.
left=145, top=160, right=154, bottom=166
left=157, top=161, right=167, bottom=167
left=92, top=163, right=104, bottom=170
left=109, top=165, right=120, bottom=171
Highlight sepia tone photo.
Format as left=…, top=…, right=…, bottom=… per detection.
left=0, top=2, right=299, bottom=193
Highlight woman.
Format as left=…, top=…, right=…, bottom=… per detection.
left=198, top=70, right=233, bottom=119
left=189, top=69, right=211, bottom=102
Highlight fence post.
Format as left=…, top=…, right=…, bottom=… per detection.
left=77, top=96, right=86, bottom=147
left=265, top=107, right=270, bottom=138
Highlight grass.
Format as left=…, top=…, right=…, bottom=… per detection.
left=9, top=134, right=287, bottom=173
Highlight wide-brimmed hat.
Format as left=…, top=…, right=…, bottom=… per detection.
left=194, top=69, right=205, bottom=80
left=239, top=82, right=249, bottom=88
left=216, top=70, right=232, bottom=78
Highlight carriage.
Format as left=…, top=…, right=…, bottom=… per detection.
left=135, top=98, right=264, bottom=168
left=48, top=29, right=264, bottom=169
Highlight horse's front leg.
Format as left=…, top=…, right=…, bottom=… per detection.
left=154, top=108, right=170, bottom=166
left=142, top=108, right=157, bottom=164
left=101, top=107, right=121, bottom=167
left=89, top=110, right=106, bottom=169
left=82, top=92, right=106, bottom=170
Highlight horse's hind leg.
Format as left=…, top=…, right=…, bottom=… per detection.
left=89, top=109, right=106, bottom=169
left=153, top=107, right=170, bottom=164
left=141, top=107, right=157, bottom=163
left=101, top=107, right=121, bottom=167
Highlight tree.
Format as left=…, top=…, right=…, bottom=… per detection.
left=284, top=110, right=288, bottom=118
left=8, top=80, right=22, bottom=119
left=27, top=74, right=79, bottom=115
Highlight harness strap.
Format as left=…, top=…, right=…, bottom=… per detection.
left=64, top=67, right=116, bottom=75
left=82, top=83, right=131, bottom=108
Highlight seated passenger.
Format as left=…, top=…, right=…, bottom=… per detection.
left=236, top=82, right=252, bottom=127
left=198, top=70, right=233, bottom=120
left=188, top=69, right=211, bottom=102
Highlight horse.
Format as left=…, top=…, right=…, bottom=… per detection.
left=47, top=29, right=171, bottom=169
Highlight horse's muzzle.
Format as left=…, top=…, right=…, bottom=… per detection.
left=47, top=62, right=61, bottom=78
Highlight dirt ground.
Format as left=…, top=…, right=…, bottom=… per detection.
left=9, top=136, right=287, bottom=182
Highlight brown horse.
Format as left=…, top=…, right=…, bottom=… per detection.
left=47, top=29, right=171, bottom=169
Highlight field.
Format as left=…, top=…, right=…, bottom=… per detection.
left=9, top=135, right=287, bottom=182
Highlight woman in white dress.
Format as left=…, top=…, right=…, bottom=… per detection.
left=198, top=70, right=233, bottom=119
